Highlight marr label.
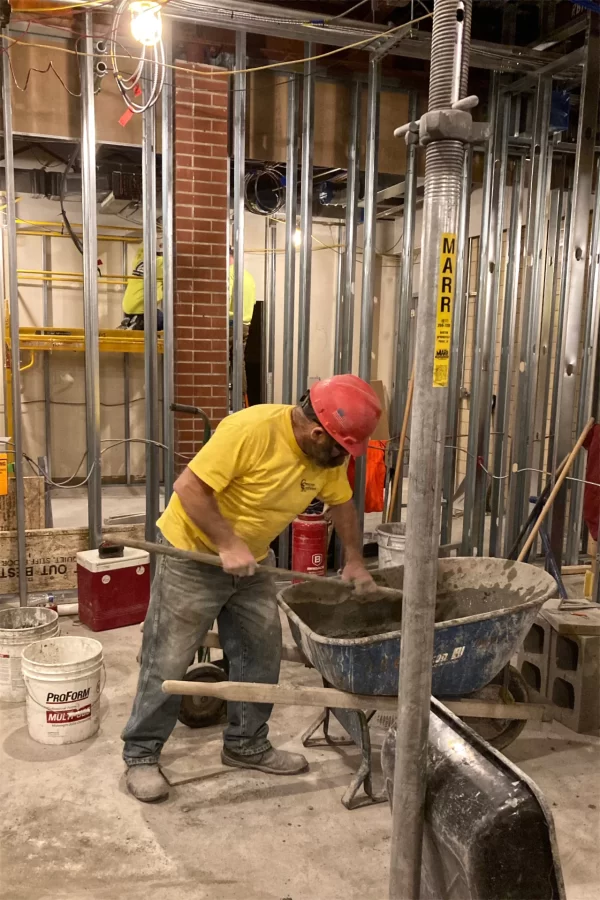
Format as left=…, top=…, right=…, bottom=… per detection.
left=433, top=233, right=457, bottom=387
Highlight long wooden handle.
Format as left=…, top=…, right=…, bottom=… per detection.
left=109, top=537, right=403, bottom=600
left=386, top=368, right=415, bottom=523
left=161, top=678, right=544, bottom=721
left=517, top=417, right=595, bottom=563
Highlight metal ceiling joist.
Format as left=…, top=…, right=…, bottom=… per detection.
left=163, top=0, right=584, bottom=74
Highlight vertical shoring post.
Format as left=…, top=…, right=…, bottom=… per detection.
left=122, top=240, right=131, bottom=486
left=333, top=222, right=345, bottom=374
left=354, top=56, right=381, bottom=537
left=80, top=10, right=102, bottom=549
left=162, top=20, right=175, bottom=502
left=505, top=77, right=552, bottom=552
left=551, top=13, right=600, bottom=566
left=389, top=2, right=472, bottom=896
left=296, top=46, right=315, bottom=398
left=2, top=23, right=28, bottom=604
left=566, top=157, right=600, bottom=561
left=491, top=154, right=525, bottom=557
left=42, top=235, right=52, bottom=481
left=232, top=30, right=246, bottom=412
left=389, top=90, right=418, bottom=523
left=280, top=73, right=299, bottom=568
left=441, top=146, right=472, bottom=544
left=465, top=78, right=510, bottom=555
left=142, top=71, right=159, bottom=543
left=341, top=81, right=360, bottom=374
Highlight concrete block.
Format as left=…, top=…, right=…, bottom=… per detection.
left=516, top=614, right=552, bottom=698
left=548, top=630, right=600, bottom=735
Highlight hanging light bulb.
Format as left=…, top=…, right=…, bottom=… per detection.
left=293, top=228, right=302, bottom=249
left=129, top=1, right=162, bottom=47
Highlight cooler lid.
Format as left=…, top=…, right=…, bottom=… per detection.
left=76, top=547, right=150, bottom=573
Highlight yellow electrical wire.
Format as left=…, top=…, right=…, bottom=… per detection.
left=17, top=217, right=142, bottom=232
left=15, top=0, right=129, bottom=15
left=2, top=11, right=433, bottom=84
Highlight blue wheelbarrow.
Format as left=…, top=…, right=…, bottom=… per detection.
left=277, top=556, right=557, bottom=808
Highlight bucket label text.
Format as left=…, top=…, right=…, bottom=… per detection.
left=46, top=688, right=91, bottom=704
left=46, top=705, right=91, bottom=725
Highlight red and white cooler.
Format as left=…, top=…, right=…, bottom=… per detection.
left=76, top=548, right=150, bottom=632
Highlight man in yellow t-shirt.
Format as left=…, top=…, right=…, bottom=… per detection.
left=119, top=241, right=164, bottom=330
left=122, top=375, right=382, bottom=802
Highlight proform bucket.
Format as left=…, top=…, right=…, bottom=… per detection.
left=21, top=636, right=104, bottom=745
left=376, top=522, right=406, bottom=569
left=0, top=607, right=60, bottom=702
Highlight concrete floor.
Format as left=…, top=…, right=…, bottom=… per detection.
left=1, top=611, right=599, bottom=900
left=2, top=487, right=598, bottom=897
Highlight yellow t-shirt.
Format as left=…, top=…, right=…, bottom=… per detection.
left=122, top=247, right=164, bottom=315
left=228, top=264, right=257, bottom=325
left=157, top=404, right=353, bottom=560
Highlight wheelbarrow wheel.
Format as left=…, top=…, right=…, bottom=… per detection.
left=177, top=663, right=227, bottom=728
left=461, top=665, right=529, bottom=751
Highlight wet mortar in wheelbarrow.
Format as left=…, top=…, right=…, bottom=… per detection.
left=277, top=557, right=557, bottom=808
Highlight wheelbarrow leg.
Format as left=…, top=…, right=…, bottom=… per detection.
left=330, top=707, right=387, bottom=810
left=301, top=708, right=354, bottom=748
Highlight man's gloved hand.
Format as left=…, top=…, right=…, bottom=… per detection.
left=340, top=559, right=378, bottom=594
left=219, top=536, right=257, bottom=576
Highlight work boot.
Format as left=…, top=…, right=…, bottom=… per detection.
left=221, top=746, right=309, bottom=775
left=125, top=764, right=169, bottom=802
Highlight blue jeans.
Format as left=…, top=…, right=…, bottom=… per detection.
left=122, top=545, right=282, bottom=767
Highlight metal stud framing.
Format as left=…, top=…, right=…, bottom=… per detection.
left=296, top=47, right=315, bottom=399
left=2, top=23, right=28, bottom=604
left=162, top=21, right=175, bottom=502
left=81, top=10, right=102, bottom=550
left=142, top=74, right=159, bottom=544
left=389, top=91, right=418, bottom=523
left=354, top=56, right=381, bottom=535
left=462, top=76, right=510, bottom=556
left=551, top=14, right=600, bottom=566
left=231, top=30, right=247, bottom=412
left=505, top=77, right=552, bottom=552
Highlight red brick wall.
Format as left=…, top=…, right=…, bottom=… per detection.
left=174, top=62, right=229, bottom=465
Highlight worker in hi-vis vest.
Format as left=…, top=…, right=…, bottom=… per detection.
left=228, top=248, right=257, bottom=397
left=119, top=235, right=164, bottom=330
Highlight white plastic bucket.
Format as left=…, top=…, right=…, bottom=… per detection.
left=377, top=522, right=407, bottom=569
left=0, top=607, right=59, bottom=702
left=21, top=636, right=104, bottom=745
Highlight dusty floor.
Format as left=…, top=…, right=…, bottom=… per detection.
left=1, top=487, right=599, bottom=897
left=1, top=610, right=599, bottom=900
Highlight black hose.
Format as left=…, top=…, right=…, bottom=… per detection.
left=60, top=144, right=83, bottom=255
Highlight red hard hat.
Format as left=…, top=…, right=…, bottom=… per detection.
left=309, top=375, right=382, bottom=458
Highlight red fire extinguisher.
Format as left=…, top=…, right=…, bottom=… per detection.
left=292, top=500, right=327, bottom=581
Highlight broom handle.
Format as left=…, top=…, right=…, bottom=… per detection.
left=517, top=417, right=595, bottom=563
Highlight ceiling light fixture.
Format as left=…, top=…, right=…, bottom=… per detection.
left=129, top=1, right=162, bottom=48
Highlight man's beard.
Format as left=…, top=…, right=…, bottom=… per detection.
left=308, top=447, right=347, bottom=469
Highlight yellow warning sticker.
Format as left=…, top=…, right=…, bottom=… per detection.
left=0, top=453, right=7, bottom=497
left=433, top=233, right=457, bottom=388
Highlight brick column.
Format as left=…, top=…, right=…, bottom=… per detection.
left=174, top=63, right=229, bottom=465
